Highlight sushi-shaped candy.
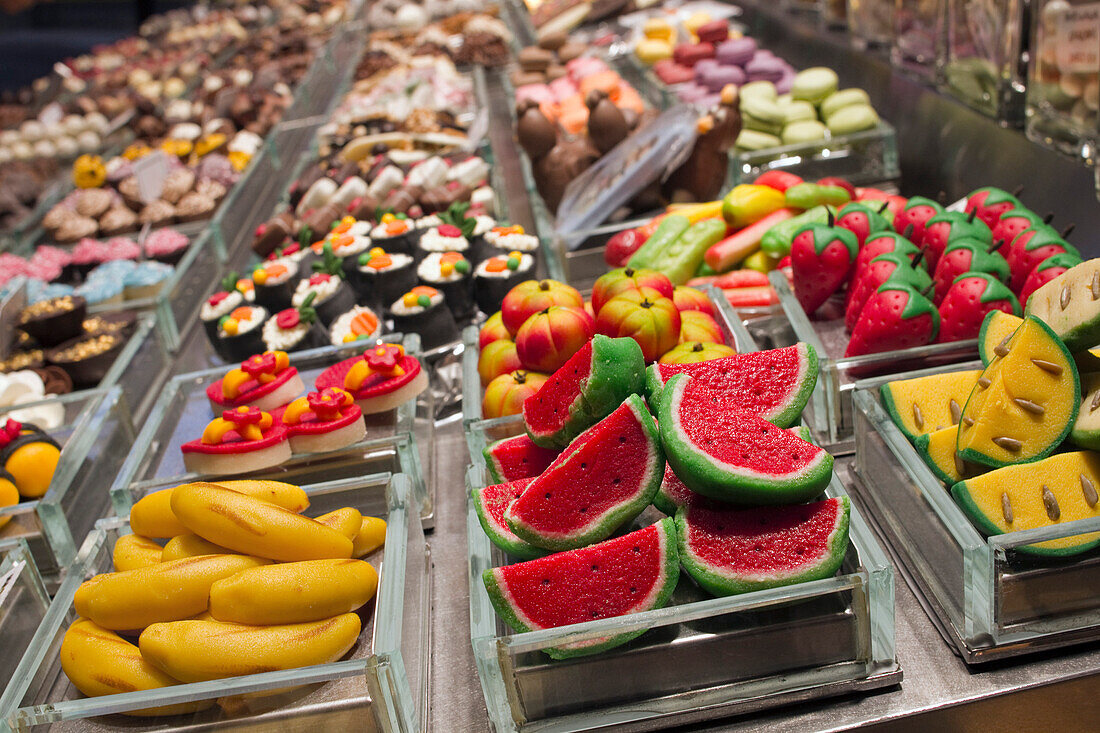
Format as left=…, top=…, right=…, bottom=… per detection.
left=200, top=289, right=245, bottom=346
left=416, top=224, right=470, bottom=264
left=351, top=247, right=416, bottom=313
left=293, top=246, right=357, bottom=327
left=370, top=214, right=417, bottom=256
left=474, top=251, right=536, bottom=316
left=212, top=305, right=269, bottom=363
left=417, top=251, right=475, bottom=320
left=263, top=293, right=329, bottom=354
left=389, top=286, right=458, bottom=350
left=251, top=258, right=299, bottom=313
left=329, top=305, right=382, bottom=346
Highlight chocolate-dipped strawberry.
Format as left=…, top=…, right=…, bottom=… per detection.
left=991, top=208, right=1049, bottom=251
left=1005, top=224, right=1080, bottom=292
left=790, top=218, right=859, bottom=315
left=845, top=282, right=939, bottom=357
left=836, top=200, right=892, bottom=247
left=892, top=196, right=943, bottom=247
left=845, top=252, right=931, bottom=332
left=851, top=228, right=923, bottom=281
left=937, top=272, right=1021, bottom=343
left=920, top=210, right=992, bottom=270
left=1018, top=251, right=1083, bottom=308
left=931, top=238, right=1010, bottom=304
left=964, top=186, right=1022, bottom=229
left=587, top=89, right=628, bottom=155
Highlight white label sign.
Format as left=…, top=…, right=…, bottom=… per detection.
left=1056, top=3, right=1100, bottom=74
left=133, top=151, right=170, bottom=203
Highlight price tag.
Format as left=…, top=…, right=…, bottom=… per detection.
left=1056, top=3, right=1100, bottom=74
left=133, top=151, right=170, bottom=203
left=39, top=103, right=64, bottom=127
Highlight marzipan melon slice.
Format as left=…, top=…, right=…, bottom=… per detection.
left=880, top=370, right=983, bottom=441
left=1070, top=373, right=1100, bottom=450
left=913, top=425, right=985, bottom=485
left=951, top=451, right=1100, bottom=555
left=957, top=316, right=1079, bottom=467
left=1025, top=258, right=1100, bottom=351
left=978, top=310, right=1023, bottom=366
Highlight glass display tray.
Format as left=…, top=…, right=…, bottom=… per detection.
left=0, top=472, right=429, bottom=733
left=0, top=387, right=133, bottom=579
left=726, top=122, right=900, bottom=189
left=107, top=335, right=432, bottom=525
left=0, top=538, right=52, bottom=688
left=764, top=269, right=981, bottom=452
left=851, top=384, right=1100, bottom=663
left=460, top=284, right=759, bottom=424
left=463, top=423, right=899, bottom=731
left=97, top=311, right=173, bottom=424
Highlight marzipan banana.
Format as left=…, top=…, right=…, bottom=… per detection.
left=171, top=483, right=351, bottom=561
left=352, top=516, right=387, bottom=557
left=160, top=533, right=233, bottom=561
left=60, top=618, right=214, bottom=716
left=209, top=559, right=377, bottom=624
left=74, top=554, right=268, bottom=630
left=112, top=534, right=162, bottom=571
left=129, top=480, right=309, bottom=539
left=139, top=614, right=361, bottom=683
left=314, top=507, right=362, bottom=539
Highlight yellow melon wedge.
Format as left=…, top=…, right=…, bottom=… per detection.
left=880, top=370, right=983, bottom=442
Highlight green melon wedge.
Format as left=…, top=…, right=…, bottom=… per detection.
left=676, top=497, right=850, bottom=596
left=482, top=519, right=679, bottom=659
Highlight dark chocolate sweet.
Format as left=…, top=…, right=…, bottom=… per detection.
left=45, top=332, right=124, bottom=386
left=19, top=296, right=87, bottom=348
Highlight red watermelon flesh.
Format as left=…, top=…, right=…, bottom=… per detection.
left=484, top=434, right=560, bottom=483
left=482, top=518, right=679, bottom=658
left=524, top=341, right=591, bottom=440
left=472, top=478, right=545, bottom=560
left=646, top=343, right=817, bottom=428
left=507, top=395, right=663, bottom=551
left=676, top=497, right=850, bottom=596
left=658, top=373, right=833, bottom=504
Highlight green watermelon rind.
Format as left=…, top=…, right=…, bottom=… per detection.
left=913, top=432, right=957, bottom=486
left=950, top=479, right=1100, bottom=558
left=509, top=395, right=665, bottom=551
left=481, top=518, right=680, bottom=659
left=653, top=425, right=815, bottom=515
left=471, top=484, right=547, bottom=561
left=659, top=374, right=833, bottom=504
left=524, top=335, right=645, bottom=448
left=957, top=316, right=1080, bottom=468
left=644, top=343, right=818, bottom=427
left=675, top=497, right=851, bottom=596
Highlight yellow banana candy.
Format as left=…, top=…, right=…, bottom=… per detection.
left=74, top=554, right=269, bottom=630
left=171, top=483, right=352, bottom=561
left=216, top=479, right=310, bottom=513
left=352, top=516, right=387, bottom=557
left=112, top=534, right=163, bottom=571
left=209, top=559, right=378, bottom=625
left=314, top=507, right=362, bottom=539
left=139, top=614, right=361, bottom=683
left=129, top=489, right=189, bottom=538
left=60, top=618, right=214, bottom=716
left=160, top=533, right=233, bottom=561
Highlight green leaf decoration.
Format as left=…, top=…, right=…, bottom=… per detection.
left=220, top=270, right=239, bottom=293
left=298, top=225, right=314, bottom=249
left=311, top=242, right=345, bottom=278
left=298, top=291, right=318, bottom=325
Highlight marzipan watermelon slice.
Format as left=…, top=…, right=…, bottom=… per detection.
left=659, top=373, right=833, bottom=504
left=676, top=497, right=851, bottom=596
left=483, top=434, right=560, bottom=483
left=523, top=334, right=645, bottom=448
left=472, top=478, right=545, bottom=560
left=507, top=395, right=663, bottom=550
left=653, top=427, right=813, bottom=515
left=645, top=343, right=818, bottom=427
left=482, top=518, right=679, bottom=659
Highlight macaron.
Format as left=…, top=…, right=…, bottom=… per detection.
left=673, top=42, right=716, bottom=67
left=700, top=64, right=746, bottom=91
left=742, top=113, right=783, bottom=136
left=741, top=95, right=786, bottom=125
left=739, top=80, right=777, bottom=101
left=791, top=67, right=840, bottom=105
left=821, top=88, right=872, bottom=120
left=636, top=39, right=674, bottom=64
left=782, top=100, right=818, bottom=123
left=653, top=59, right=696, bottom=85
left=745, top=56, right=787, bottom=83
left=735, top=129, right=782, bottom=151
left=716, top=37, right=756, bottom=66
left=696, top=19, right=730, bottom=44
left=782, top=120, right=829, bottom=145
left=826, top=104, right=880, bottom=135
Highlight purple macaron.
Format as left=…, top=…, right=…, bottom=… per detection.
left=745, top=55, right=787, bottom=83
left=700, top=63, right=747, bottom=92
left=716, top=37, right=757, bottom=67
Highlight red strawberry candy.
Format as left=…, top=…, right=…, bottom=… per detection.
left=892, top=196, right=943, bottom=248
left=930, top=238, right=1009, bottom=304
left=1018, top=251, right=1083, bottom=308
left=851, top=230, right=922, bottom=282
left=920, top=210, right=992, bottom=271
left=964, top=186, right=1022, bottom=229
left=835, top=201, right=892, bottom=247
left=755, top=170, right=803, bottom=192
left=845, top=252, right=932, bottom=332
left=991, top=208, right=1047, bottom=251
left=937, top=272, right=1020, bottom=343
left=1005, top=224, right=1079, bottom=292
left=790, top=222, right=859, bottom=315
left=845, top=282, right=939, bottom=357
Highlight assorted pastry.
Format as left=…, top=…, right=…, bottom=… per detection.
left=185, top=345, right=426, bottom=475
